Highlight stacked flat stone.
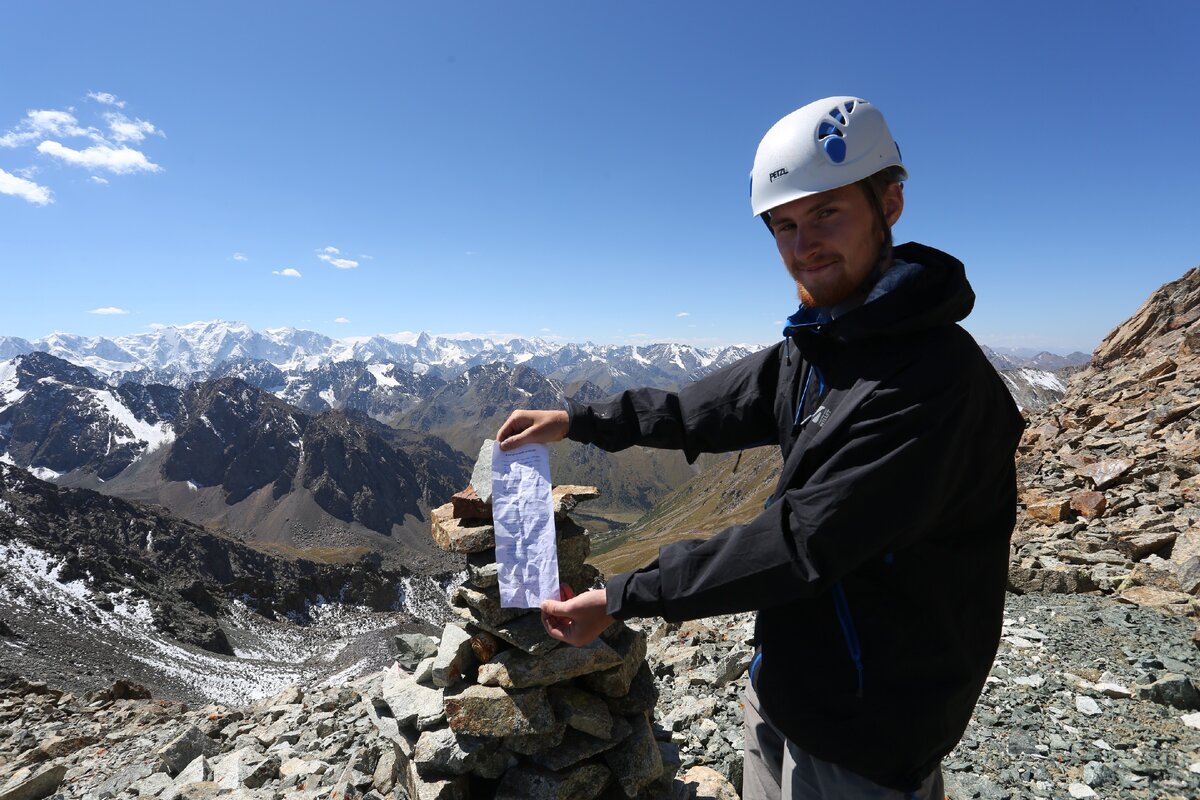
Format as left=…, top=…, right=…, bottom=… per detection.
left=391, top=482, right=677, bottom=800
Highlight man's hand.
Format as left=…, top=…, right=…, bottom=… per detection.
left=496, top=409, right=569, bottom=452
left=540, top=585, right=613, bottom=647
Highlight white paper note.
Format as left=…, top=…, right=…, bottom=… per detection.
left=491, top=441, right=560, bottom=608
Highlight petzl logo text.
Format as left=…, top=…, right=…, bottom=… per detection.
left=769, top=167, right=789, bottom=182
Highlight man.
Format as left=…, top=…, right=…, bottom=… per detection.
left=496, top=96, right=1024, bottom=799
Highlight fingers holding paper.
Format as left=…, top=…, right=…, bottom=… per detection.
left=496, top=409, right=569, bottom=451
left=540, top=585, right=614, bottom=647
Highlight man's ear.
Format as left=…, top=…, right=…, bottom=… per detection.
left=882, top=182, right=904, bottom=227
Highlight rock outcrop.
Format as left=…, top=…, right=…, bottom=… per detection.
left=1010, top=267, right=1200, bottom=629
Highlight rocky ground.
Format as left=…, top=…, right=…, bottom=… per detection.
left=0, top=589, right=1196, bottom=799
left=635, top=592, right=1200, bottom=800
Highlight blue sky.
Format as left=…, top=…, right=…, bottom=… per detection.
left=2, top=1, right=1197, bottom=354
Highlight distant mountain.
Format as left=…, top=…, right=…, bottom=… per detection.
left=0, top=462, right=418, bottom=651
left=393, top=361, right=702, bottom=518
left=5, top=320, right=1080, bottom=409
left=2, top=320, right=762, bottom=394
left=212, top=357, right=448, bottom=418
left=0, top=352, right=181, bottom=480
left=983, top=346, right=1092, bottom=370
left=976, top=346, right=1088, bottom=410
left=0, top=353, right=470, bottom=570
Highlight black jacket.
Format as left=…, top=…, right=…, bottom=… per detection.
left=565, top=243, right=1025, bottom=791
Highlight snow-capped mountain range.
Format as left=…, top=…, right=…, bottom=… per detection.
left=0, top=321, right=760, bottom=388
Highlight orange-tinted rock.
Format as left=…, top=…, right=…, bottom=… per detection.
left=1169, top=530, right=1200, bottom=566
left=431, top=503, right=496, bottom=554
left=470, top=631, right=502, bottom=664
left=451, top=485, right=492, bottom=521
left=1069, top=491, right=1107, bottom=519
left=1138, top=358, right=1177, bottom=382
left=1117, top=586, right=1199, bottom=617
left=1026, top=498, right=1071, bottom=524
left=551, top=485, right=601, bottom=516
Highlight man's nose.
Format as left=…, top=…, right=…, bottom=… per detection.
left=790, top=224, right=821, bottom=261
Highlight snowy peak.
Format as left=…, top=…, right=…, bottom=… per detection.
left=0, top=353, right=181, bottom=480
left=2, top=321, right=761, bottom=392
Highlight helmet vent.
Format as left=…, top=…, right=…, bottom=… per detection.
left=844, top=101, right=856, bottom=114
left=829, top=108, right=847, bottom=125
left=817, top=121, right=843, bottom=140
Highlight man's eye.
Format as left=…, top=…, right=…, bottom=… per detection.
left=817, top=208, right=837, bottom=219
left=773, top=222, right=796, bottom=234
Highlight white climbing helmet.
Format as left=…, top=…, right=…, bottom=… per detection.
left=750, top=96, right=907, bottom=217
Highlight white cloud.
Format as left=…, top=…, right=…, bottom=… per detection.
left=334, top=317, right=351, bottom=324
left=540, top=327, right=552, bottom=332
left=89, top=306, right=129, bottom=315
left=105, top=113, right=161, bottom=143
left=89, top=176, right=109, bottom=185
left=147, top=323, right=166, bottom=330
left=273, top=268, right=302, bottom=278
left=1, top=109, right=94, bottom=147
left=316, top=246, right=359, bottom=269
left=676, top=312, right=690, bottom=317
left=37, top=140, right=161, bottom=174
left=0, top=168, right=53, bottom=205
left=87, top=91, right=125, bottom=108
left=232, top=252, right=248, bottom=262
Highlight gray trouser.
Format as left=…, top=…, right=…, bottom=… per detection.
left=742, top=680, right=945, bottom=800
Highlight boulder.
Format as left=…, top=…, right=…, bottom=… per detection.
left=494, top=762, right=611, bottom=800
left=477, top=638, right=623, bottom=688
left=431, top=503, right=496, bottom=554
left=432, top=624, right=478, bottom=688
left=451, top=485, right=492, bottom=521
left=1075, top=458, right=1135, bottom=490
left=1069, top=491, right=1107, bottom=519
left=395, top=633, right=441, bottom=671
left=157, top=725, right=220, bottom=776
left=582, top=625, right=647, bottom=697
left=676, top=765, right=741, bottom=800
left=443, top=685, right=557, bottom=737
left=603, top=713, right=664, bottom=797
left=1026, top=498, right=1072, bottom=524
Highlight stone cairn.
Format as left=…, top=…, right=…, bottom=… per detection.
left=384, top=478, right=678, bottom=800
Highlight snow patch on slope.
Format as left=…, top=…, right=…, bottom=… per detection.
left=367, top=363, right=399, bottom=388
left=0, top=359, right=23, bottom=405
left=83, top=387, right=176, bottom=453
left=1016, top=369, right=1066, bottom=392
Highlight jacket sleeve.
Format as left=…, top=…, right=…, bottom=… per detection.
left=566, top=344, right=782, bottom=463
left=605, top=354, right=1022, bottom=621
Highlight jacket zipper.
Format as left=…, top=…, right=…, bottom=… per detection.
left=831, top=582, right=865, bottom=698
left=781, top=341, right=863, bottom=697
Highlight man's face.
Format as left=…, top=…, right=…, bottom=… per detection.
left=768, top=182, right=903, bottom=309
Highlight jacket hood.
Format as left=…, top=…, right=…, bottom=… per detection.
left=783, top=242, right=975, bottom=343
